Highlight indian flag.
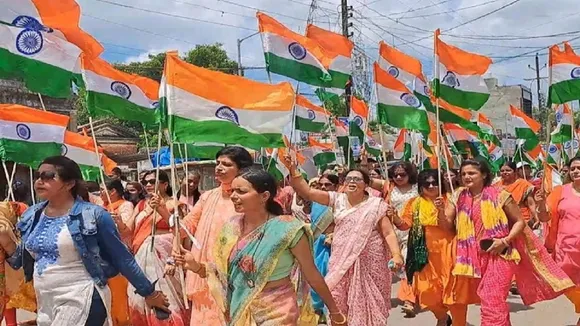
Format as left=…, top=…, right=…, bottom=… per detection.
left=315, top=88, right=343, bottom=108
left=294, top=95, right=330, bottom=133
left=349, top=97, right=369, bottom=143
left=510, top=105, right=541, bottom=143
left=0, top=23, right=82, bottom=99
left=263, top=148, right=289, bottom=182
left=63, top=131, right=101, bottom=181
left=257, top=13, right=330, bottom=87
left=393, top=129, right=412, bottom=161
left=430, top=97, right=480, bottom=134
left=306, top=24, right=353, bottom=92
left=333, top=117, right=351, bottom=166
left=471, top=111, right=500, bottom=145
left=547, top=142, right=562, bottom=166
left=308, top=137, right=336, bottom=166
left=551, top=104, right=574, bottom=144
left=488, top=143, right=505, bottom=173
left=82, top=55, right=159, bottom=127
left=0, top=104, right=68, bottom=167
left=434, top=29, right=492, bottom=110
left=543, top=163, right=563, bottom=193
left=161, top=52, right=295, bottom=150
left=365, top=130, right=382, bottom=158
left=444, top=123, right=488, bottom=160
left=548, top=42, right=580, bottom=105
left=563, top=138, right=579, bottom=161
left=0, top=0, right=103, bottom=57
left=375, top=63, right=430, bottom=133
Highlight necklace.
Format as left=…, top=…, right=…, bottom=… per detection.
left=231, top=216, right=269, bottom=289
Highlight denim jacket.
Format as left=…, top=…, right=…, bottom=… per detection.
left=7, top=199, right=155, bottom=297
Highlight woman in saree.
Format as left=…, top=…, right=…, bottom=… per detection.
left=173, top=169, right=344, bottom=325
left=180, top=146, right=254, bottom=326
left=394, top=169, right=466, bottom=326
left=101, top=179, right=134, bottom=326
left=537, top=156, right=580, bottom=325
left=439, top=158, right=574, bottom=326
left=309, top=174, right=339, bottom=318
left=286, top=155, right=404, bottom=325
left=128, top=170, right=188, bottom=326
left=496, top=162, right=540, bottom=232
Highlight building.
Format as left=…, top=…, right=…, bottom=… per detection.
left=479, top=77, right=533, bottom=140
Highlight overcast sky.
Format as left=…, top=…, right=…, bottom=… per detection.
left=77, top=0, right=580, bottom=106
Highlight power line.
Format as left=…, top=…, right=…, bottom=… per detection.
left=446, top=30, right=580, bottom=41
left=445, top=0, right=522, bottom=33
left=354, top=0, right=432, bottom=33
left=92, top=0, right=256, bottom=31
left=216, top=0, right=312, bottom=23
left=367, top=0, right=503, bottom=20
left=365, top=0, right=454, bottom=14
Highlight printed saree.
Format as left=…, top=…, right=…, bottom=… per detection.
left=309, top=203, right=333, bottom=313
left=497, top=178, right=535, bottom=221
left=452, top=186, right=574, bottom=305
left=208, top=215, right=314, bottom=326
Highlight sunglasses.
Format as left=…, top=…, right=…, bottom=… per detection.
left=423, top=181, right=439, bottom=188
left=34, top=171, right=57, bottom=182
left=319, top=182, right=335, bottom=188
left=344, top=176, right=364, bottom=183
left=141, top=179, right=156, bottom=186
left=394, top=173, right=408, bottom=179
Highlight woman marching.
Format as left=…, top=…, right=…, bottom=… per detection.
left=173, top=169, right=344, bottom=325
left=538, top=156, right=580, bottom=326
left=394, top=169, right=467, bottom=326
left=0, top=156, right=169, bottom=326
left=439, top=158, right=574, bottom=326
left=128, top=170, right=188, bottom=326
left=285, top=155, right=403, bottom=325
left=180, top=146, right=254, bottom=326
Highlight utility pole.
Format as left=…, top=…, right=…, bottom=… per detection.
left=341, top=0, right=353, bottom=115
left=236, top=32, right=260, bottom=76
left=535, top=53, right=542, bottom=110
left=527, top=53, right=548, bottom=139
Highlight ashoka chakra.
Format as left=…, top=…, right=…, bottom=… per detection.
left=16, top=124, right=31, bottom=140
left=111, top=81, right=132, bottom=99
left=442, top=71, right=459, bottom=88
left=548, top=144, right=558, bottom=154
left=12, top=15, right=53, bottom=33
left=571, top=67, right=580, bottom=79
left=215, top=106, right=240, bottom=125
left=288, top=42, right=307, bottom=60
left=61, top=144, right=68, bottom=156
left=400, top=93, right=421, bottom=108
left=16, top=29, right=43, bottom=55
left=352, top=116, right=364, bottom=127
left=307, top=110, right=316, bottom=120
left=387, top=66, right=399, bottom=78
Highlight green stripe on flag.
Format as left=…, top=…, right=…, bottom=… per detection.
left=169, top=115, right=285, bottom=150
left=86, top=91, right=158, bottom=127
left=0, top=140, right=62, bottom=167
left=365, top=144, right=381, bottom=158
left=173, top=144, right=224, bottom=160
left=434, top=79, right=490, bottom=110
left=0, top=48, right=80, bottom=99
left=315, top=88, right=341, bottom=107
left=295, top=116, right=326, bottom=133
left=377, top=103, right=430, bottom=132
left=551, top=124, right=573, bottom=144
left=264, top=52, right=331, bottom=86
left=313, top=151, right=336, bottom=166
left=80, top=164, right=101, bottom=182
left=548, top=80, right=580, bottom=105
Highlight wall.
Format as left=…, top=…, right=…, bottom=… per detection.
left=479, top=78, right=524, bottom=138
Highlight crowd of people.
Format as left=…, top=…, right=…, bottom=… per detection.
left=0, top=146, right=578, bottom=326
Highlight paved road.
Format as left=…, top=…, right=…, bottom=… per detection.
left=5, top=280, right=579, bottom=325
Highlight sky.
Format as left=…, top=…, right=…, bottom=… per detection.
left=76, top=0, right=580, bottom=107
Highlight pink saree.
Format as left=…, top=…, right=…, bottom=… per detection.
left=324, top=193, right=392, bottom=326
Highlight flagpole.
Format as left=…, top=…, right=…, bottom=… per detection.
left=29, top=166, right=36, bottom=205
left=37, top=93, right=47, bottom=111
left=166, top=130, right=189, bottom=309
left=434, top=29, right=443, bottom=197
left=2, top=162, right=15, bottom=201
left=142, top=123, right=153, bottom=171
left=439, top=126, right=455, bottom=193
left=378, top=124, right=390, bottom=181
left=88, top=117, right=112, bottom=205
left=149, top=124, right=163, bottom=254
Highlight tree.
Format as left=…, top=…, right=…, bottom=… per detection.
left=75, top=43, right=239, bottom=148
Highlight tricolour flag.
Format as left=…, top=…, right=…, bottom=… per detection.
left=429, top=97, right=480, bottom=133
left=488, top=143, right=505, bottom=173
left=349, top=97, right=369, bottom=143
left=471, top=111, right=500, bottom=145
left=444, top=123, right=489, bottom=160
left=548, top=42, right=580, bottom=106
left=509, top=105, right=541, bottom=150
left=294, top=95, right=330, bottom=133
left=82, top=55, right=159, bottom=127
left=551, top=104, right=574, bottom=144
left=0, top=0, right=103, bottom=57
left=434, top=29, right=492, bottom=110
left=63, top=131, right=102, bottom=181
left=393, top=129, right=412, bottom=161
left=308, top=137, right=336, bottom=166
left=0, top=104, right=69, bottom=167
left=306, top=24, right=353, bottom=92
left=543, top=163, right=563, bottom=194
left=547, top=142, right=562, bottom=166
left=0, top=23, right=82, bottom=98
left=257, top=13, right=330, bottom=86
left=263, top=148, right=290, bottom=182
left=365, top=130, right=382, bottom=158
left=374, top=63, right=430, bottom=133
left=161, top=52, right=295, bottom=150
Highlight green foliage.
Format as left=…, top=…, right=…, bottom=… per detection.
left=75, top=43, right=238, bottom=148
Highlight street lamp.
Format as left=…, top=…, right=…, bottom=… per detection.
left=237, top=31, right=259, bottom=76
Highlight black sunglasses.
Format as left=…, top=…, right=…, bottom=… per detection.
left=423, top=181, right=439, bottom=188
left=141, top=179, right=156, bottom=186
left=34, top=171, right=57, bottom=182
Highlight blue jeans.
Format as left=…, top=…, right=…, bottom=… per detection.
left=85, top=289, right=107, bottom=326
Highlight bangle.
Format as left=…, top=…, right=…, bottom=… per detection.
left=166, top=257, right=175, bottom=266
left=329, top=312, right=347, bottom=324
left=290, top=170, right=302, bottom=178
